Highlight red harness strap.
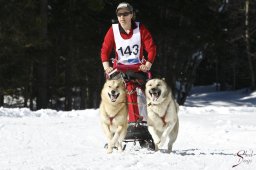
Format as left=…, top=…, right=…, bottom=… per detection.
left=148, top=102, right=168, bottom=127
left=161, top=112, right=167, bottom=127
left=109, top=116, right=114, bottom=125
left=161, top=102, right=171, bottom=127
left=126, top=81, right=140, bottom=122
left=107, top=100, right=127, bottom=125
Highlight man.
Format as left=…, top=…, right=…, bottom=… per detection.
left=101, top=2, right=156, bottom=74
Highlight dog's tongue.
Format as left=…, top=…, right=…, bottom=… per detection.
left=110, top=95, right=116, bottom=102
left=110, top=93, right=120, bottom=102
left=152, top=94, right=158, bottom=101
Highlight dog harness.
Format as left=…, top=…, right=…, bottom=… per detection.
left=161, top=112, right=167, bottom=127
left=148, top=102, right=170, bottom=127
left=107, top=100, right=127, bottom=125
left=109, top=116, right=115, bottom=125
left=112, top=22, right=141, bottom=65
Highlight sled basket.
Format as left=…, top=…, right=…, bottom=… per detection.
left=124, top=121, right=155, bottom=150
left=124, top=121, right=152, bottom=141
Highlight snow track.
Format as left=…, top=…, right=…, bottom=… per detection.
left=0, top=87, right=256, bottom=170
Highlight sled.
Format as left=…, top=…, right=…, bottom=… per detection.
left=106, top=64, right=155, bottom=150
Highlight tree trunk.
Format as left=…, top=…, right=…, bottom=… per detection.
left=232, top=64, right=237, bottom=89
left=64, top=55, right=72, bottom=111
left=245, top=0, right=255, bottom=90
left=80, top=86, right=86, bottom=109
left=24, top=87, right=28, bottom=107
left=0, top=91, right=3, bottom=107
left=29, top=61, right=34, bottom=110
left=36, top=0, right=48, bottom=109
left=64, top=0, right=75, bottom=111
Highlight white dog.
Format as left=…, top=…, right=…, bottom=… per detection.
left=145, top=78, right=179, bottom=153
left=99, top=79, right=128, bottom=153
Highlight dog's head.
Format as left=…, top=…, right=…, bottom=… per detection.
left=145, top=78, right=169, bottom=104
left=101, top=79, right=126, bottom=103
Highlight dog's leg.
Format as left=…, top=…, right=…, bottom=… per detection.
left=116, top=125, right=127, bottom=152
left=148, top=125, right=160, bottom=150
left=158, top=103, right=179, bottom=148
left=102, top=123, right=114, bottom=153
left=110, top=125, right=123, bottom=149
left=167, top=141, right=173, bottom=153
left=167, top=119, right=179, bottom=152
left=158, top=119, right=178, bottom=149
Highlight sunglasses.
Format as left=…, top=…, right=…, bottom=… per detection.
left=117, top=12, right=131, bottom=17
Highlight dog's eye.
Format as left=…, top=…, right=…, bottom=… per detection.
left=108, top=86, right=111, bottom=88
left=157, top=84, right=161, bottom=87
left=116, top=86, right=119, bottom=89
left=148, top=84, right=152, bottom=86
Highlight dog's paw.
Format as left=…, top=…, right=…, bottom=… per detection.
left=117, top=147, right=123, bottom=152
left=154, top=144, right=159, bottom=151
left=107, top=148, right=113, bottom=154
left=154, top=138, right=161, bottom=145
left=116, top=143, right=123, bottom=152
left=158, top=136, right=167, bottom=147
left=159, top=149, right=171, bottom=154
left=158, top=142, right=163, bottom=149
left=157, top=140, right=166, bottom=149
left=160, top=135, right=167, bottom=143
left=109, top=140, right=117, bottom=147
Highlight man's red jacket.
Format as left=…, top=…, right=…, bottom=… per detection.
left=101, top=22, right=156, bottom=66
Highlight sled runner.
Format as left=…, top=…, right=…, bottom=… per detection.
left=106, top=64, right=155, bottom=150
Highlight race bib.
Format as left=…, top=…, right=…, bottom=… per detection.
left=112, top=22, right=141, bottom=65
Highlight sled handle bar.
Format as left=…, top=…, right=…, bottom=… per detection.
left=115, top=64, right=152, bottom=79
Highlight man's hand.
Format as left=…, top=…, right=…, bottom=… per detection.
left=105, top=67, right=113, bottom=74
left=102, top=61, right=113, bottom=74
left=139, top=61, right=152, bottom=72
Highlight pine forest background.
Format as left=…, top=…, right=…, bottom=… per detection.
left=0, top=0, right=255, bottom=110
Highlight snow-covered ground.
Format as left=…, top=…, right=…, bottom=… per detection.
left=0, top=85, right=256, bottom=170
